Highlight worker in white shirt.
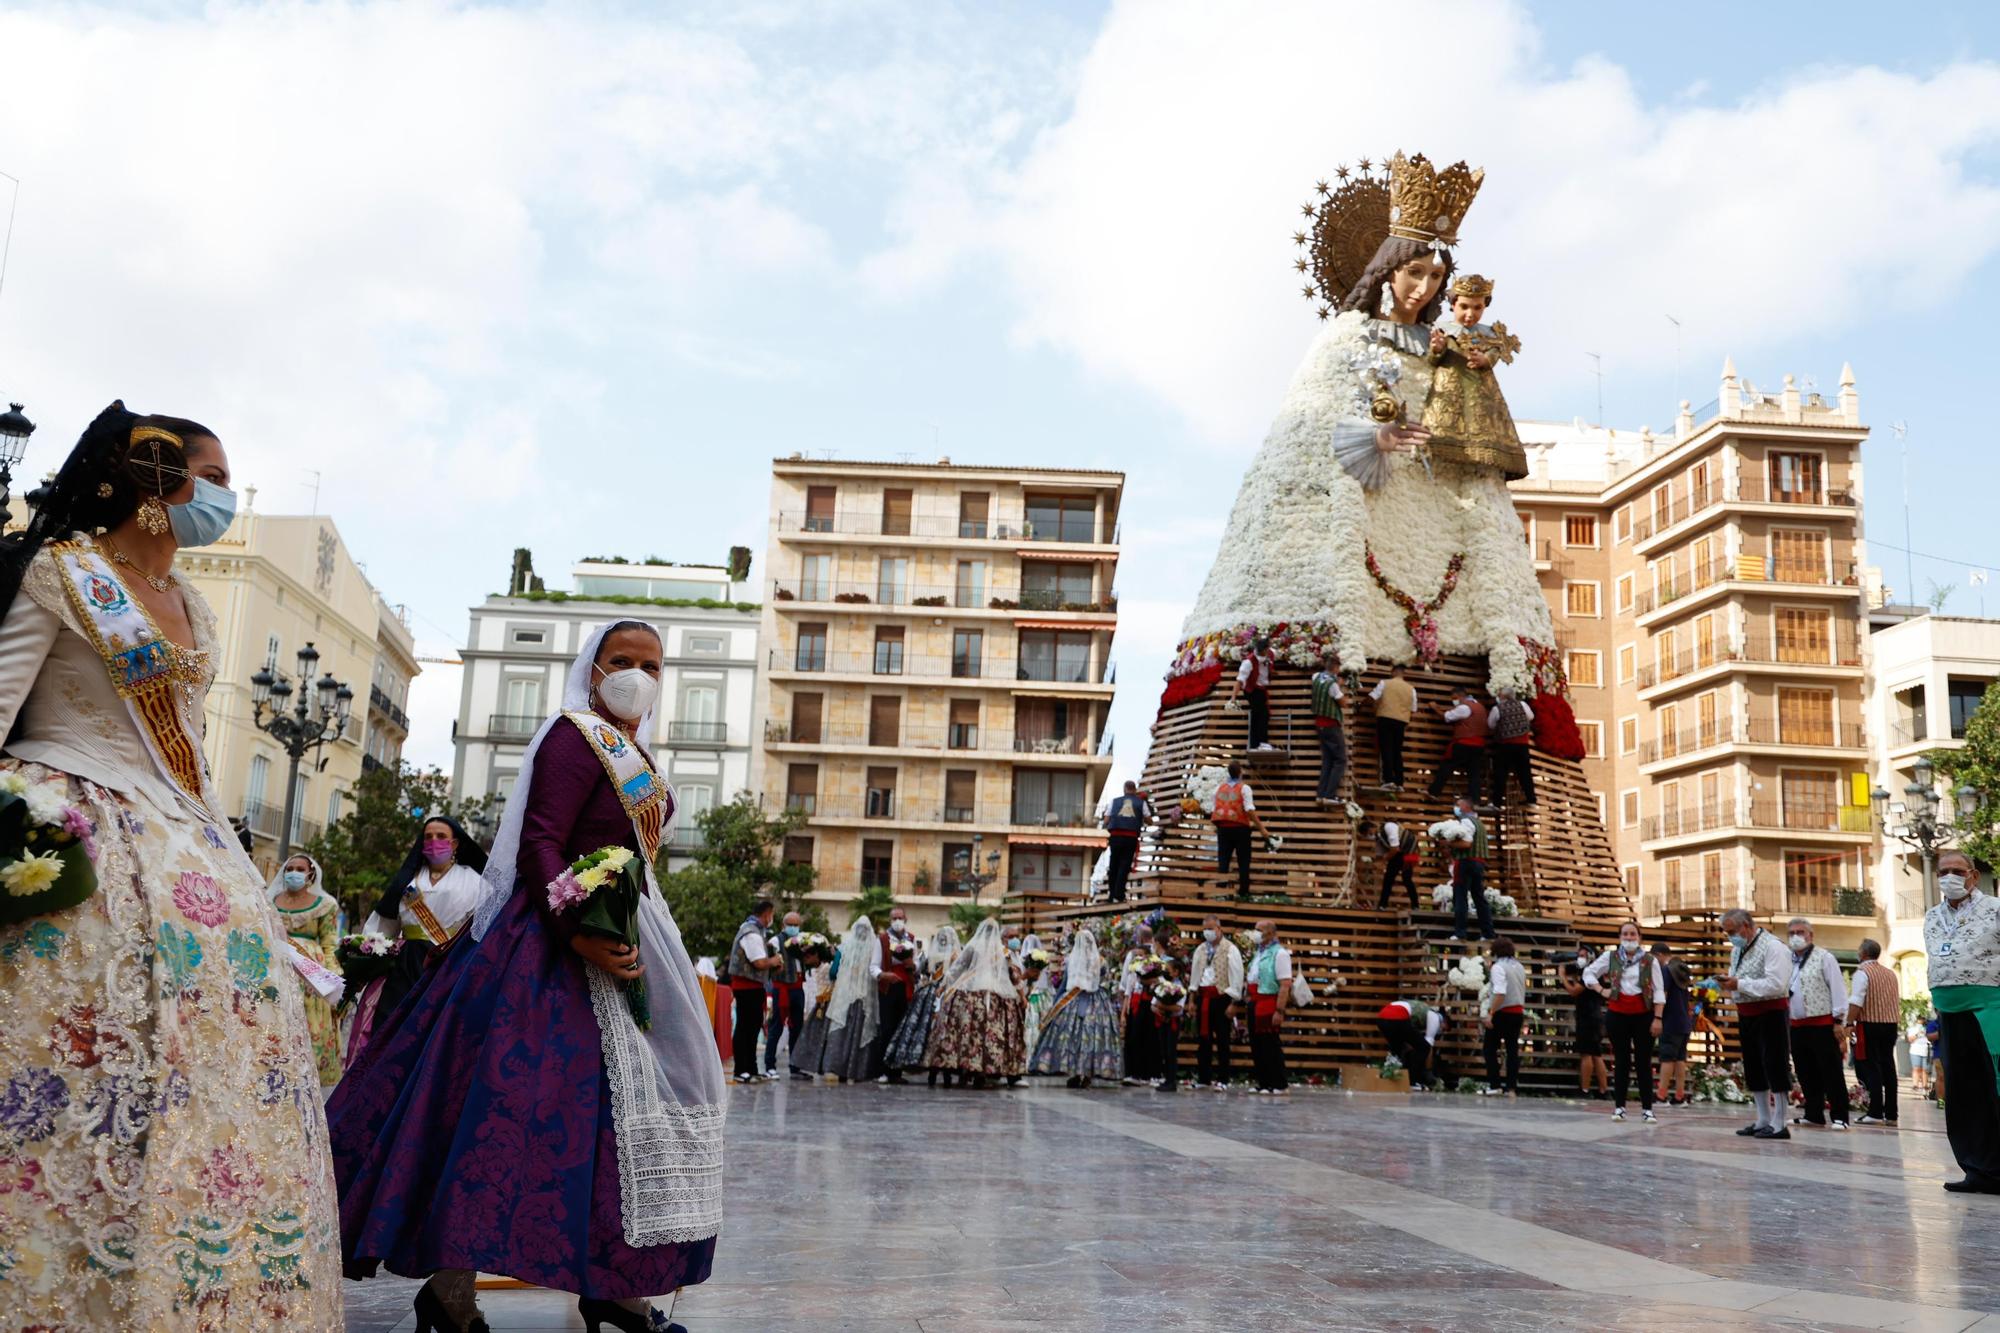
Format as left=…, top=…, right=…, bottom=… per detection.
left=1376, top=998, right=1447, bottom=1089
left=1185, top=917, right=1244, bottom=1088
left=1720, top=907, right=1797, bottom=1139
left=1226, top=638, right=1277, bottom=750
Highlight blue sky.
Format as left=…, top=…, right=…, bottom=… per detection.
left=2, top=0, right=1998, bottom=783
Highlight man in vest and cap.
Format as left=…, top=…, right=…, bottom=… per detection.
left=1427, top=688, right=1488, bottom=805
left=1227, top=638, right=1278, bottom=751
left=1846, top=937, right=1902, bottom=1126
left=1485, top=685, right=1536, bottom=807
left=1311, top=667, right=1348, bottom=806
left=1102, top=781, right=1151, bottom=903
left=1211, top=761, right=1271, bottom=899
left=728, top=899, right=783, bottom=1082
left=1786, top=917, right=1851, bottom=1130
left=1368, top=663, right=1416, bottom=790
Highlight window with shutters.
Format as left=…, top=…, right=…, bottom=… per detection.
left=784, top=764, right=818, bottom=815
left=1564, top=581, right=1599, bottom=617
left=1660, top=780, right=1682, bottom=836
left=1577, top=720, right=1602, bottom=758
left=1620, top=790, right=1640, bottom=827
left=1696, top=691, right=1719, bottom=747
left=804, top=486, right=836, bottom=533
left=794, top=623, right=828, bottom=672
left=1778, top=687, right=1835, bottom=746
left=873, top=626, right=905, bottom=676
left=1775, top=607, right=1831, bottom=664
left=944, top=770, right=977, bottom=823
left=1651, top=485, right=1671, bottom=533
left=1623, top=864, right=1641, bottom=901
left=1615, top=505, right=1632, bottom=543
left=864, top=767, right=897, bottom=819
left=947, top=698, right=980, bottom=750
left=958, top=492, right=989, bottom=539
left=1618, top=716, right=1637, bottom=754
left=1662, top=858, right=1682, bottom=901
left=1784, top=848, right=1845, bottom=901
left=861, top=839, right=894, bottom=887
left=1617, top=643, right=1635, bottom=683
left=1615, top=574, right=1634, bottom=613
left=951, top=629, right=983, bottom=678
left=869, top=695, right=901, bottom=747
left=798, top=553, right=832, bottom=602
left=1692, top=535, right=1720, bottom=588
left=1779, top=769, right=1839, bottom=829
left=1771, top=529, right=1828, bottom=584
left=1702, top=852, right=1723, bottom=899
left=1564, top=514, right=1598, bottom=548
left=782, top=835, right=814, bottom=866
left=1566, top=650, right=1601, bottom=688
left=1657, top=703, right=1681, bottom=758
left=789, top=692, right=823, bottom=744
left=1769, top=451, right=1823, bottom=504
left=1655, top=626, right=1682, bottom=681
left=955, top=560, right=987, bottom=609
left=1694, top=613, right=1717, bottom=667
left=876, top=556, right=910, bottom=605
left=881, top=489, right=913, bottom=536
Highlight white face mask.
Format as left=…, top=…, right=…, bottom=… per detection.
left=1247, top=929, right=1263, bottom=947
left=595, top=666, right=658, bottom=721
left=1788, top=933, right=1808, bottom=951
left=1941, top=873, right=1971, bottom=902
left=1203, top=929, right=1219, bottom=943
left=890, top=919, right=907, bottom=935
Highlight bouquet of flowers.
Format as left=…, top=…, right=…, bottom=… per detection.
left=887, top=933, right=918, bottom=962
left=334, top=933, right=402, bottom=1005
left=548, top=845, right=651, bottom=1029
left=0, top=771, right=98, bottom=926
left=1152, top=976, right=1187, bottom=1007
left=788, top=930, right=833, bottom=961
left=1023, top=947, right=1054, bottom=971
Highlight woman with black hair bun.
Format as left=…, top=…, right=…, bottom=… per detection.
left=341, top=813, right=489, bottom=1067
left=0, top=403, right=342, bottom=1326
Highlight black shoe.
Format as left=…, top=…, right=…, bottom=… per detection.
left=415, top=1284, right=490, bottom=1333
left=1066, top=1075, right=1082, bottom=1088
left=1753, top=1127, right=1791, bottom=1140
left=579, top=1297, right=656, bottom=1333
left=885, top=1073, right=908, bottom=1084
left=1736, top=1124, right=1762, bottom=1136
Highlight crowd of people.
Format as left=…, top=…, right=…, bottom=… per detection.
left=725, top=908, right=1304, bottom=1097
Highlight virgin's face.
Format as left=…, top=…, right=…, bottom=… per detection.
left=1386, top=255, right=1447, bottom=324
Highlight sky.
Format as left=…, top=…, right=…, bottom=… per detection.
left=2, top=0, right=2000, bottom=789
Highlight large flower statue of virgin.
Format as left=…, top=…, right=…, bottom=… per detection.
left=1176, top=153, right=1564, bottom=706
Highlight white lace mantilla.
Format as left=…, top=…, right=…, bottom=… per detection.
left=587, top=962, right=726, bottom=1246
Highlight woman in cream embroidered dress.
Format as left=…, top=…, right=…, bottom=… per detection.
left=0, top=405, right=341, bottom=1329
left=1179, top=154, right=1554, bottom=691
left=269, top=853, right=344, bottom=1086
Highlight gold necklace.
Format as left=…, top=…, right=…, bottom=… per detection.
left=100, top=539, right=177, bottom=593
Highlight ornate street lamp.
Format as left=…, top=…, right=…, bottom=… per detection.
left=249, top=641, right=353, bottom=860
left=1873, top=754, right=1988, bottom=909
left=0, top=402, right=36, bottom=529
left=952, top=832, right=1004, bottom=903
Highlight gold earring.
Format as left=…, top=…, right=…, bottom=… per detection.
left=137, top=496, right=170, bottom=536
left=96, top=483, right=114, bottom=499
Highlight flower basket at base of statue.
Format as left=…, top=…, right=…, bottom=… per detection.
left=547, top=845, right=650, bottom=1030
left=0, top=772, right=99, bottom=926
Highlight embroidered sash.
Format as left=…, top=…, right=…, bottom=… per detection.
left=400, top=886, right=459, bottom=945
left=49, top=542, right=210, bottom=810
left=564, top=709, right=672, bottom=860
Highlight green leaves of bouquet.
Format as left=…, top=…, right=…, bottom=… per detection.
left=548, top=845, right=651, bottom=1030
left=0, top=775, right=98, bottom=927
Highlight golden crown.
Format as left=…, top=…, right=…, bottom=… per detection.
left=1293, top=152, right=1484, bottom=320
left=1449, top=273, right=1494, bottom=301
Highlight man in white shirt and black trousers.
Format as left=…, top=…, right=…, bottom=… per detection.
left=1185, top=916, right=1245, bottom=1089
left=727, top=900, right=783, bottom=1083
left=1720, top=907, right=1796, bottom=1138
left=1924, top=851, right=2000, bottom=1193
left=1786, top=917, right=1850, bottom=1130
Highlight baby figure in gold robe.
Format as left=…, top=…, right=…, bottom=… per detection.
left=1423, top=274, right=1528, bottom=480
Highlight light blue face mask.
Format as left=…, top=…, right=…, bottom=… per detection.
left=281, top=869, right=308, bottom=890
left=168, top=477, right=237, bottom=548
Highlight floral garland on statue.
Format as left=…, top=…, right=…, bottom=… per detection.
left=1364, top=547, right=1465, bottom=666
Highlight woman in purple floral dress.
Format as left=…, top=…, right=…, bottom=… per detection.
left=328, top=621, right=724, bottom=1333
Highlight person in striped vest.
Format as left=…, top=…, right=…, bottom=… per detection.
left=1786, top=917, right=1850, bottom=1131
left=1720, top=907, right=1796, bottom=1139
left=1846, top=937, right=1902, bottom=1126
left=1377, top=998, right=1447, bottom=1090
left=1485, top=685, right=1536, bottom=806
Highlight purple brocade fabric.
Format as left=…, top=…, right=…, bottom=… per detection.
left=326, top=724, right=714, bottom=1298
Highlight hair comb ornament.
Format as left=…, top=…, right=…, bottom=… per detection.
left=124, top=424, right=187, bottom=536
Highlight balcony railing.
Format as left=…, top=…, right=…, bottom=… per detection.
left=1642, top=801, right=1736, bottom=841
left=369, top=684, right=410, bottom=731
left=1733, top=478, right=1857, bottom=507
left=783, top=794, right=818, bottom=816
left=1009, top=804, right=1097, bottom=829
left=1736, top=634, right=1862, bottom=668
left=1013, top=732, right=1091, bottom=755
left=667, top=721, right=728, bottom=745
left=1744, top=803, right=1873, bottom=833
left=668, top=825, right=706, bottom=852
left=1750, top=879, right=1876, bottom=918
left=770, top=648, right=1114, bottom=685
left=488, top=713, right=543, bottom=739
left=241, top=799, right=322, bottom=847
left=1740, top=718, right=1865, bottom=749
left=777, top=511, right=1114, bottom=544
left=1631, top=480, right=1725, bottom=544
left=942, top=805, right=978, bottom=823
left=771, top=579, right=1116, bottom=613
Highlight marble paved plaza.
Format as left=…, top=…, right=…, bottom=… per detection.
left=346, top=1080, right=2000, bottom=1331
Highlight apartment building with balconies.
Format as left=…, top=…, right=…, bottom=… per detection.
left=1509, top=358, right=1876, bottom=948
left=1866, top=612, right=2000, bottom=984
left=752, top=456, right=1122, bottom=932
left=451, top=551, right=760, bottom=869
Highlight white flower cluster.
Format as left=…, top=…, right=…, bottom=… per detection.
left=1185, top=765, right=1231, bottom=814
left=1179, top=311, right=1555, bottom=692
left=1428, top=883, right=1521, bottom=918
left=1447, top=955, right=1486, bottom=991
left=1427, top=818, right=1476, bottom=843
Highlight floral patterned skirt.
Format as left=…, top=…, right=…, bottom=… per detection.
left=923, top=990, right=1026, bottom=1077
left=284, top=932, right=343, bottom=1087
left=1029, top=988, right=1124, bottom=1079
left=884, top=979, right=942, bottom=1070
left=0, top=762, right=342, bottom=1330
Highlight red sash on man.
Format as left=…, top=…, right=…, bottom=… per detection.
left=1197, top=985, right=1221, bottom=1036
left=878, top=934, right=918, bottom=1003
left=1252, top=992, right=1281, bottom=1034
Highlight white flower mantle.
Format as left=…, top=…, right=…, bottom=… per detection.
left=1178, top=311, right=1554, bottom=692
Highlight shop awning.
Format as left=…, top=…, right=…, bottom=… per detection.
left=1008, top=832, right=1106, bottom=848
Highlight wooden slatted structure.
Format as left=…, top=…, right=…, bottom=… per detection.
left=1016, top=654, right=1739, bottom=1090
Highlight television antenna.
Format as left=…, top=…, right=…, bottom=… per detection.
left=1586, top=352, right=1604, bottom=428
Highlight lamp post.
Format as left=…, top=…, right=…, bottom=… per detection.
left=952, top=832, right=1003, bottom=903
left=250, top=641, right=352, bottom=861
left=1872, top=754, right=1986, bottom=910
left=0, top=402, right=36, bottom=529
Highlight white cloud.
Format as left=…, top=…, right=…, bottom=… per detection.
left=874, top=0, right=2000, bottom=442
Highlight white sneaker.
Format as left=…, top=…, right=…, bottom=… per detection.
left=1830, top=1120, right=1849, bottom=1131
left=1642, top=1110, right=1657, bottom=1123
left=1121, top=1076, right=1146, bottom=1087
left=1855, top=1114, right=1884, bottom=1125
left=1612, top=1107, right=1626, bottom=1121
